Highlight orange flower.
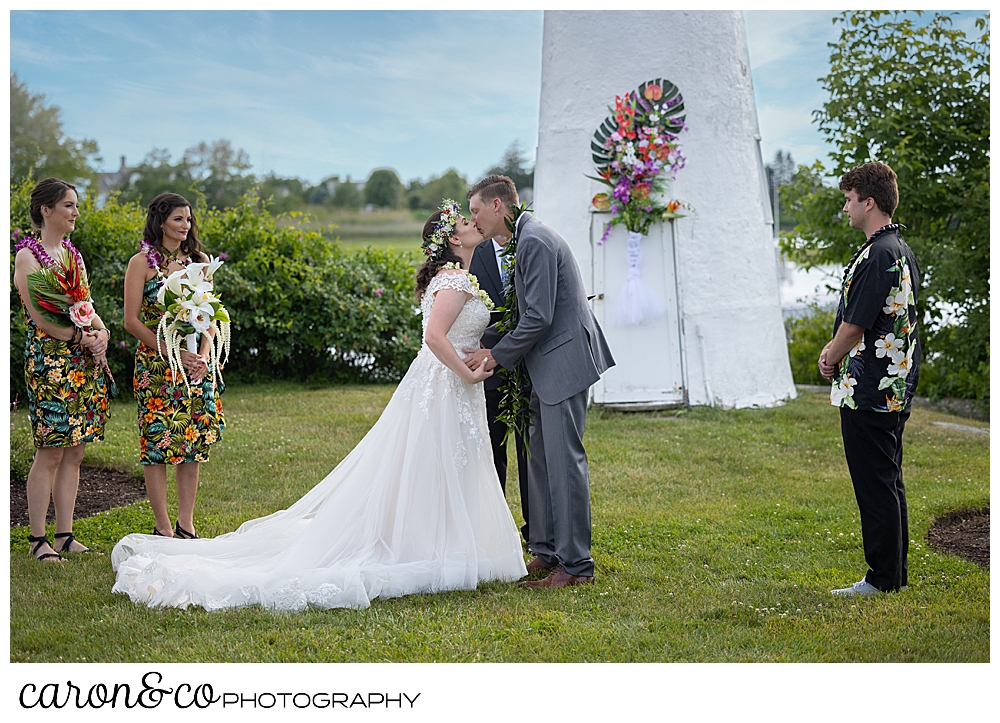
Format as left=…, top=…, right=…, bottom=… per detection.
left=184, top=426, right=199, bottom=442
left=633, top=183, right=651, bottom=201
left=667, top=199, right=682, bottom=213
left=144, top=412, right=157, bottom=424
left=656, top=145, right=672, bottom=161
left=67, top=369, right=87, bottom=387
left=644, top=84, right=663, bottom=101
left=147, top=397, right=165, bottom=412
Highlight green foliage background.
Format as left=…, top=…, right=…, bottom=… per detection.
left=784, top=305, right=838, bottom=386
left=9, top=180, right=423, bottom=401
left=780, top=11, right=989, bottom=403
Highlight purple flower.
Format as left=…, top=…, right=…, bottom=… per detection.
left=119, top=341, right=129, bottom=349
left=374, top=288, right=383, bottom=297
left=610, top=131, right=622, bottom=142
left=218, top=252, right=229, bottom=260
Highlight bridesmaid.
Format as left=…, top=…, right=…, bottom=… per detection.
left=13, top=178, right=112, bottom=561
left=123, top=193, right=225, bottom=539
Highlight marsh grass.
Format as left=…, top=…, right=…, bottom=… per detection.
left=9, top=386, right=989, bottom=662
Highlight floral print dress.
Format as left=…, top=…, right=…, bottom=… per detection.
left=20, top=242, right=111, bottom=448
left=134, top=266, right=225, bottom=465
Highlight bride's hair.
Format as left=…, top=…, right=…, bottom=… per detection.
left=415, top=210, right=463, bottom=298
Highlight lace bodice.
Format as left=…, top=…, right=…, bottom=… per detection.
left=420, top=272, right=491, bottom=352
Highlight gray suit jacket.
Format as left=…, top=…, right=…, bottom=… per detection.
left=491, top=213, right=615, bottom=405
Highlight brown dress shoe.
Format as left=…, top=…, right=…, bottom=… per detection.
left=519, top=566, right=594, bottom=589
left=526, top=556, right=555, bottom=573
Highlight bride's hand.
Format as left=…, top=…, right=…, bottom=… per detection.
left=467, top=355, right=494, bottom=384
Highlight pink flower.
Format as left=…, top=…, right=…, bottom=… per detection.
left=218, top=253, right=229, bottom=260
left=69, top=300, right=96, bottom=328
left=374, top=288, right=384, bottom=297
left=592, top=193, right=611, bottom=211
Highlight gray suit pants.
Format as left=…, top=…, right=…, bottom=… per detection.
left=527, top=388, right=594, bottom=577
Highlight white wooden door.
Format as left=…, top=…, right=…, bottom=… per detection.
left=590, top=216, right=685, bottom=406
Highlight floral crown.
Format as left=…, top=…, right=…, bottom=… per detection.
left=422, top=199, right=462, bottom=258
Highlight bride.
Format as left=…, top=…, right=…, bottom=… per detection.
left=111, top=200, right=528, bottom=611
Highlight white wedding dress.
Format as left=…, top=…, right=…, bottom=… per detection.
left=111, top=272, right=528, bottom=611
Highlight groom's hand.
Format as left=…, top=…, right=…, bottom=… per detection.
left=462, top=347, right=497, bottom=372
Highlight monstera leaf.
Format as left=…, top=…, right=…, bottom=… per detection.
left=591, top=77, right=686, bottom=175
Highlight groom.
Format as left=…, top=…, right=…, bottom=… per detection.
left=464, top=175, right=614, bottom=588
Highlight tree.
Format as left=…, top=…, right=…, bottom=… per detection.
left=781, top=11, right=989, bottom=401
left=118, top=148, right=199, bottom=208
left=483, top=140, right=534, bottom=191
left=408, top=169, right=469, bottom=212
left=331, top=177, right=362, bottom=208
left=184, top=139, right=255, bottom=208
left=765, top=150, right=796, bottom=229
left=363, top=168, right=403, bottom=209
left=10, top=73, right=101, bottom=187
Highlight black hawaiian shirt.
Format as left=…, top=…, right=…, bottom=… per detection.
left=831, top=224, right=921, bottom=412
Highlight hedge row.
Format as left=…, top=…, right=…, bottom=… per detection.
left=9, top=181, right=423, bottom=402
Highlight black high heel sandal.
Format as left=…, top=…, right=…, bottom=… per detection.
left=53, top=531, right=99, bottom=554
left=174, top=522, right=199, bottom=539
left=28, top=534, right=64, bottom=562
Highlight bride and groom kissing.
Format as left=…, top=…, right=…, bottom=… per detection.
left=111, top=174, right=615, bottom=610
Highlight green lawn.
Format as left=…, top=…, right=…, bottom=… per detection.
left=9, top=385, right=989, bottom=662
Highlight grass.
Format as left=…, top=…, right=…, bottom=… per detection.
left=9, top=385, right=989, bottom=662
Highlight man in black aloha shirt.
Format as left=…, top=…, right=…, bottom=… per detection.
left=818, top=161, right=920, bottom=597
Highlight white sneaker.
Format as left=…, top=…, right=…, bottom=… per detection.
left=831, top=579, right=882, bottom=596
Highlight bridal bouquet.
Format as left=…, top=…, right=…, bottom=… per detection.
left=155, top=257, right=231, bottom=392
left=589, top=78, right=688, bottom=242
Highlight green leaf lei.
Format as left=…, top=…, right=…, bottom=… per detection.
left=494, top=202, right=534, bottom=453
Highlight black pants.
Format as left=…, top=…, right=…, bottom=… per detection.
left=840, top=406, right=910, bottom=591
left=484, top=386, right=529, bottom=543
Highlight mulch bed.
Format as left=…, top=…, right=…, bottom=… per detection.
left=926, top=508, right=990, bottom=569
left=10, top=464, right=147, bottom=529
left=9, top=468, right=991, bottom=571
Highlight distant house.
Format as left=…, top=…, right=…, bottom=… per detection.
left=98, top=156, right=131, bottom=195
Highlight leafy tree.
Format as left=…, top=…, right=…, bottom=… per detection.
left=184, top=139, right=255, bottom=208
left=363, top=168, right=404, bottom=209
left=408, top=169, right=469, bottom=212
left=483, top=140, right=534, bottom=191
left=330, top=177, right=362, bottom=208
left=780, top=11, right=989, bottom=402
left=10, top=73, right=101, bottom=187
left=118, top=148, right=200, bottom=208
left=256, top=173, right=308, bottom=214
left=765, top=150, right=796, bottom=227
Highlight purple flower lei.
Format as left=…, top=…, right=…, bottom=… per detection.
left=15, top=235, right=81, bottom=270
left=140, top=239, right=163, bottom=271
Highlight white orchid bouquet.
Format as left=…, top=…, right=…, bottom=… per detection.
left=155, top=256, right=231, bottom=392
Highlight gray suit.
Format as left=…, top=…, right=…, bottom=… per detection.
left=491, top=213, right=614, bottom=577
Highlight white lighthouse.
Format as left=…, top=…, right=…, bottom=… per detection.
left=533, top=10, right=795, bottom=408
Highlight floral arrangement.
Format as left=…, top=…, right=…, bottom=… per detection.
left=441, top=262, right=494, bottom=310
left=17, top=236, right=97, bottom=330
left=155, top=257, right=232, bottom=392
left=422, top=199, right=462, bottom=258
left=589, top=78, right=689, bottom=243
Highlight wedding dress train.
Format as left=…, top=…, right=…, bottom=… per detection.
left=111, top=272, right=528, bottom=610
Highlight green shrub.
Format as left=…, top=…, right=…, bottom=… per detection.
left=9, top=181, right=423, bottom=398
left=784, top=304, right=836, bottom=386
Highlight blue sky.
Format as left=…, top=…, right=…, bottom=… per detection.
left=9, top=9, right=987, bottom=185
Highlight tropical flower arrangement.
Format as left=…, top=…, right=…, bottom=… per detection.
left=154, top=256, right=232, bottom=392
left=589, top=78, right=689, bottom=243
left=18, top=236, right=98, bottom=331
